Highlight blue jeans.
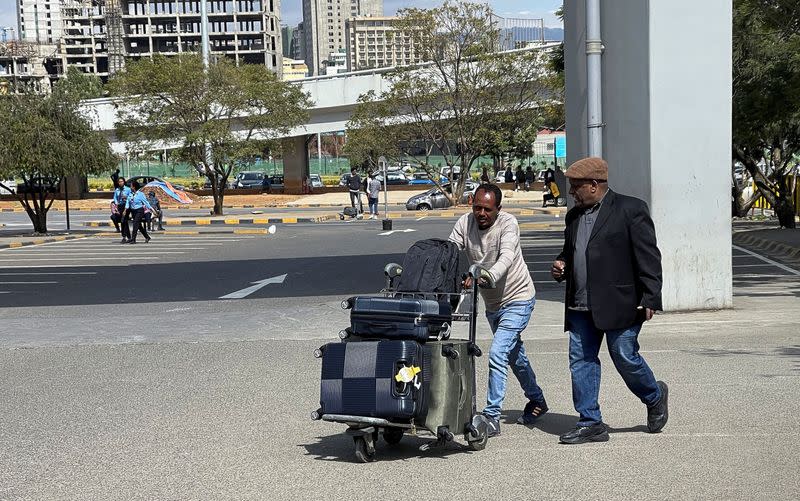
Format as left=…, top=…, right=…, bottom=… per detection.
left=368, top=197, right=378, bottom=215
left=483, top=298, right=545, bottom=418
left=567, top=310, right=661, bottom=426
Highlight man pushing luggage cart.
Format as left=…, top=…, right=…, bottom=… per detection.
left=311, top=239, right=495, bottom=462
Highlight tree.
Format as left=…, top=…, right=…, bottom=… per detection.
left=344, top=0, right=558, bottom=203
left=0, top=92, right=117, bottom=234
left=107, top=55, right=311, bottom=215
left=52, top=67, right=104, bottom=101
left=732, top=0, right=800, bottom=228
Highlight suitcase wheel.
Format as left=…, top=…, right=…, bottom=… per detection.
left=383, top=427, right=403, bottom=445
left=354, top=435, right=376, bottom=463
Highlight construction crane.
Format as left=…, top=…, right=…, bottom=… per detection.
left=0, top=27, right=16, bottom=42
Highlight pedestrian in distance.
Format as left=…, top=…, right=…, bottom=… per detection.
left=125, top=181, right=158, bottom=244
left=504, top=166, right=514, bottom=184
left=515, top=165, right=525, bottom=191
left=261, top=175, right=271, bottom=194
left=112, top=176, right=132, bottom=242
left=525, top=166, right=535, bottom=191
left=480, top=167, right=490, bottom=184
left=551, top=157, right=668, bottom=445
left=449, top=183, right=548, bottom=438
left=347, top=168, right=363, bottom=214
left=366, top=172, right=381, bottom=220
left=146, top=191, right=164, bottom=231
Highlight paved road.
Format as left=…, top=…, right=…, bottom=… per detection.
left=1, top=217, right=798, bottom=499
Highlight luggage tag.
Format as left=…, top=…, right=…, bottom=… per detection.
left=395, top=365, right=422, bottom=390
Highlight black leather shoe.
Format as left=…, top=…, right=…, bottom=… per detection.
left=559, top=423, right=609, bottom=444
left=120, top=238, right=128, bottom=244
left=647, top=381, right=669, bottom=433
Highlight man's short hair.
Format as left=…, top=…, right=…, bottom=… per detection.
left=131, top=180, right=140, bottom=190
left=475, top=183, right=502, bottom=207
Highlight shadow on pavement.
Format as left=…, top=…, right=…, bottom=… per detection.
left=300, top=432, right=476, bottom=463
left=503, top=410, right=578, bottom=436
left=733, top=274, right=800, bottom=298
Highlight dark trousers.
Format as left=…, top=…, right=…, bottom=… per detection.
left=349, top=191, right=363, bottom=213
left=130, top=208, right=150, bottom=242
left=120, top=211, right=131, bottom=239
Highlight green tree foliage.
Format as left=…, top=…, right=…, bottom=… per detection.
left=107, top=55, right=311, bottom=215
left=0, top=92, right=117, bottom=233
left=52, top=67, right=104, bottom=102
left=732, top=0, right=800, bottom=228
left=345, top=0, right=559, bottom=203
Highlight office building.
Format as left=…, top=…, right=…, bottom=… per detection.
left=302, top=0, right=381, bottom=75
left=345, top=16, right=423, bottom=71
left=281, top=57, right=308, bottom=80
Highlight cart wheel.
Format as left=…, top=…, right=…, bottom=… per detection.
left=467, top=430, right=488, bottom=451
left=383, top=427, right=404, bottom=445
left=354, top=436, right=376, bottom=463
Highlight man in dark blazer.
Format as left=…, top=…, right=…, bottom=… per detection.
left=551, top=157, right=669, bottom=444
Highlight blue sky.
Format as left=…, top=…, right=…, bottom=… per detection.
left=0, top=0, right=562, bottom=39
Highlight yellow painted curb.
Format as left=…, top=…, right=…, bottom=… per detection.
left=224, top=218, right=240, bottom=225
left=282, top=217, right=298, bottom=224
left=234, top=229, right=268, bottom=235
left=195, top=219, right=212, bottom=225
left=519, top=222, right=554, bottom=230
left=253, top=218, right=270, bottom=224
left=164, top=230, right=200, bottom=235
left=9, top=242, right=22, bottom=248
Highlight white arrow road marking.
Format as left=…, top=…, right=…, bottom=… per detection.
left=378, top=228, right=417, bottom=236
left=219, top=274, right=287, bottom=299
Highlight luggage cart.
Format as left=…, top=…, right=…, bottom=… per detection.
left=311, top=263, right=496, bottom=462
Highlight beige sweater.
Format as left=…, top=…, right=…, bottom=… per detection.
left=448, top=211, right=535, bottom=311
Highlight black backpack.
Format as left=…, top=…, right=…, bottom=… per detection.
left=396, top=239, right=468, bottom=298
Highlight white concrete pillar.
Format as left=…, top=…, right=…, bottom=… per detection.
left=565, top=0, right=733, bottom=311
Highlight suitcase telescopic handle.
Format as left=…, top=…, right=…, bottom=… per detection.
left=467, top=265, right=493, bottom=345
left=384, top=263, right=403, bottom=289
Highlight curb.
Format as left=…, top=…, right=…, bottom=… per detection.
left=84, top=215, right=334, bottom=227
left=0, top=234, right=90, bottom=250
left=94, top=229, right=274, bottom=236
left=733, top=232, right=800, bottom=262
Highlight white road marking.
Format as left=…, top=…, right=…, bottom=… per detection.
left=219, top=274, right=287, bottom=299
left=416, top=216, right=428, bottom=221
left=731, top=244, right=800, bottom=276
left=0, top=257, right=159, bottom=261
left=378, top=229, right=417, bottom=236
left=2, top=251, right=187, bottom=255
left=0, top=272, right=96, bottom=275
left=0, top=281, right=57, bottom=284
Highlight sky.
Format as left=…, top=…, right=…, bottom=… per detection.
left=0, top=0, right=563, bottom=39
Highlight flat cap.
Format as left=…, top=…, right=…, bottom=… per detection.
left=565, top=157, right=608, bottom=181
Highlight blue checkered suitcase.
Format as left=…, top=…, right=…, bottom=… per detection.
left=319, top=340, right=430, bottom=419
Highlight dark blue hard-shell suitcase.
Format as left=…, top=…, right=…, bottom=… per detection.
left=319, top=339, right=430, bottom=420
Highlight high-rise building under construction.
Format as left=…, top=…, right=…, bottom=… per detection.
left=20, top=0, right=283, bottom=80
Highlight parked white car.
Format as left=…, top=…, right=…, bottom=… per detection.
left=0, top=178, right=16, bottom=194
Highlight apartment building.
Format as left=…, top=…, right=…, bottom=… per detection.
left=344, top=16, right=423, bottom=72
left=302, top=0, right=381, bottom=76
left=281, top=56, right=307, bottom=80
left=0, top=40, right=55, bottom=94
left=17, top=0, right=64, bottom=44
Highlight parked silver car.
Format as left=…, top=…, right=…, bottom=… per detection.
left=405, top=181, right=479, bottom=211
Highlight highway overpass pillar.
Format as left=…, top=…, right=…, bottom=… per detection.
left=564, top=0, right=733, bottom=311
left=282, top=135, right=311, bottom=195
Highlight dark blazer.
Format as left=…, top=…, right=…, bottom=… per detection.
left=557, top=190, right=663, bottom=331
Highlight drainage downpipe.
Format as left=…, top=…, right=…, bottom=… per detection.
left=586, top=0, right=604, bottom=158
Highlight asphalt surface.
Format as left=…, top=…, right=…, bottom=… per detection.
left=1, top=215, right=799, bottom=499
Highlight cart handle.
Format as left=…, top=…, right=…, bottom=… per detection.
left=384, top=263, right=403, bottom=279
left=468, top=264, right=496, bottom=289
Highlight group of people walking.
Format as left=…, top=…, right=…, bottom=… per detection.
left=110, top=175, right=163, bottom=244
left=450, top=156, right=668, bottom=444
